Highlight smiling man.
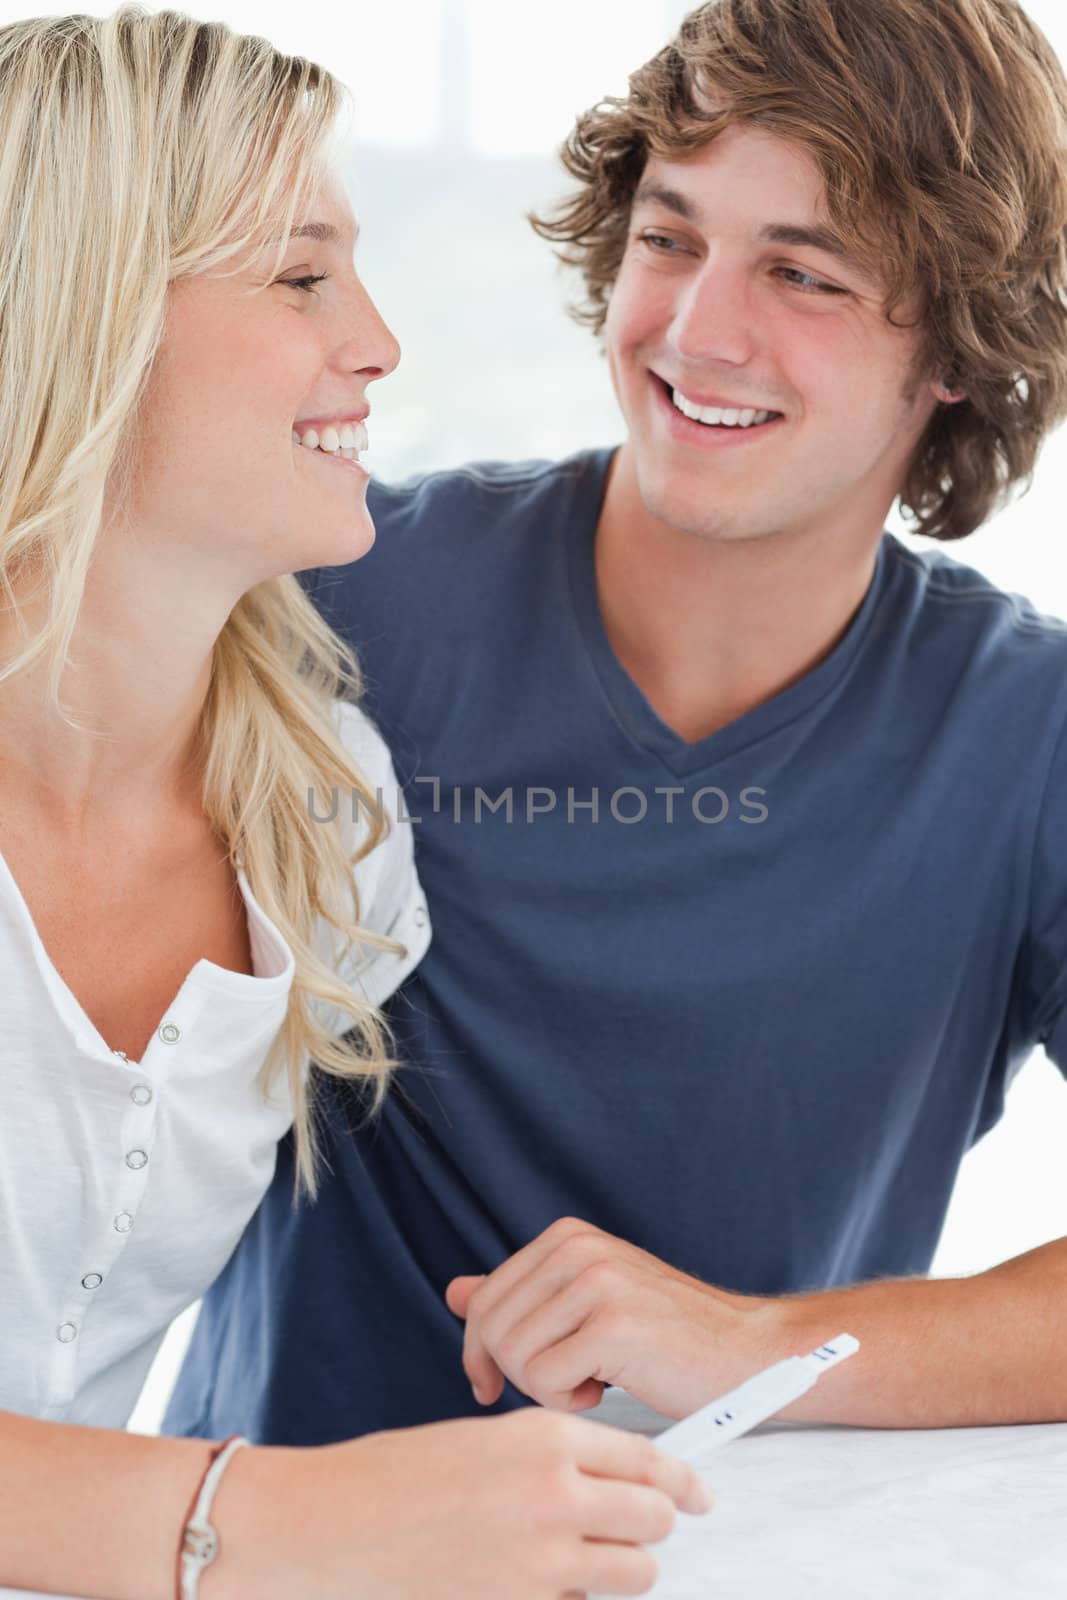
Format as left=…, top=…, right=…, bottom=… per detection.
left=166, top=0, right=1067, bottom=1444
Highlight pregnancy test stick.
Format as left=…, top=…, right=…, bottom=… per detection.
left=656, top=1333, right=860, bottom=1464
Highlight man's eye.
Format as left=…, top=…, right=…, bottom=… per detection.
left=280, top=271, right=330, bottom=293
left=635, top=237, right=844, bottom=297
left=639, top=232, right=685, bottom=253
left=778, top=267, right=844, bottom=295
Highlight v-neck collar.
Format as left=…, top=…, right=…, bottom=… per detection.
left=564, top=445, right=893, bottom=780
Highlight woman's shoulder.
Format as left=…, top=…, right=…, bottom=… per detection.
left=326, top=698, right=411, bottom=880
left=329, top=696, right=401, bottom=791
left=318, top=696, right=430, bottom=1000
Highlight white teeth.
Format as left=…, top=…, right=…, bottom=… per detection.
left=670, top=388, right=775, bottom=428
left=292, top=420, right=369, bottom=457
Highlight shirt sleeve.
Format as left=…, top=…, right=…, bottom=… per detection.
left=1023, top=704, right=1067, bottom=1078
left=313, top=698, right=431, bottom=1027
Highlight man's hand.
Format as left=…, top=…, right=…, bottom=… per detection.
left=445, top=1216, right=780, bottom=1418
left=448, top=1227, right=1067, bottom=1430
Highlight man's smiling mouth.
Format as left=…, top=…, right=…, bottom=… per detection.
left=651, top=373, right=786, bottom=434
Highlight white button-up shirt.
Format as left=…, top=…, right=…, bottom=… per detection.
left=0, top=700, right=430, bottom=1429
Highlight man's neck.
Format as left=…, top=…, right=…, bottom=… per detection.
left=593, top=445, right=885, bottom=746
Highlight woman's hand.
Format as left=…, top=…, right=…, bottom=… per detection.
left=212, top=1407, right=712, bottom=1599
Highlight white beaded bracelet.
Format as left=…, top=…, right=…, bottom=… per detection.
left=177, top=1434, right=250, bottom=1600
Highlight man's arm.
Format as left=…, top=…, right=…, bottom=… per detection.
left=760, top=1235, right=1067, bottom=1425
left=445, top=1218, right=1067, bottom=1427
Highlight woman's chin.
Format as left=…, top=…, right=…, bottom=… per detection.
left=298, top=516, right=377, bottom=571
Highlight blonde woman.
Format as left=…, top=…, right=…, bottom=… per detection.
left=0, top=8, right=711, bottom=1599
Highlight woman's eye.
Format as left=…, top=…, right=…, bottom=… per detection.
left=280, top=271, right=330, bottom=293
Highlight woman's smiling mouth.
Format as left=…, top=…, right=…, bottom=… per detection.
left=291, top=418, right=369, bottom=476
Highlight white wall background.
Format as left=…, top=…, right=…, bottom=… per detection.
left=4, top=0, right=1063, bottom=1431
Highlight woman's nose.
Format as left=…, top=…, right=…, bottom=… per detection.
left=351, top=278, right=401, bottom=380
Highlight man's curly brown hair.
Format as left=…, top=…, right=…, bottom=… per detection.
left=530, top=0, right=1067, bottom=543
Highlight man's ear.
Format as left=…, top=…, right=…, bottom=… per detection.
left=934, top=372, right=967, bottom=405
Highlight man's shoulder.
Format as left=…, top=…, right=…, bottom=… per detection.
left=302, top=448, right=608, bottom=618
left=364, top=447, right=611, bottom=543
left=885, top=534, right=1067, bottom=665
left=298, top=447, right=613, bottom=712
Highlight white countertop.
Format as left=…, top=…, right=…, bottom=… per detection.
left=592, top=1388, right=1067, bottom=1598
left=7, top=1406, right=1066, bottom=1598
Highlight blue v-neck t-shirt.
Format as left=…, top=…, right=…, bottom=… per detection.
left=165, top=447, right=1067, bottom=1443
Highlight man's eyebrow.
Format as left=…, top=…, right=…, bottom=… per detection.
left=631, top=182, right=871, bottom=277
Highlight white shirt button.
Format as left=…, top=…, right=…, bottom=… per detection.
left=130, top=1084, right=153, bottom=1106
left=414, top=905, right=427, bottom=928
left=81, top=1272, right=103, bottom=1290
left=158, top=1022, right=181, bottom=1044
left=56, top=1322, right=77, bottom=1343
left=125, top=1149, right=148, bottom=1170
left=113, top=1211, right=134, bottom=1233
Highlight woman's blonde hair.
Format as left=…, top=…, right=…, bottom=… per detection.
left=0, top=5, right=400, bottom=1197
left=531, top=0, right=1067, bottom=544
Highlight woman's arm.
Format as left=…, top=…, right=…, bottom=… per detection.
left=0, top=1407, right=711, bottom=1600
left=0, top=1410, right=214, bottom=1598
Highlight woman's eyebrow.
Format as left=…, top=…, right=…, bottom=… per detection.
left=266, top=220, right=359, bottom=247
